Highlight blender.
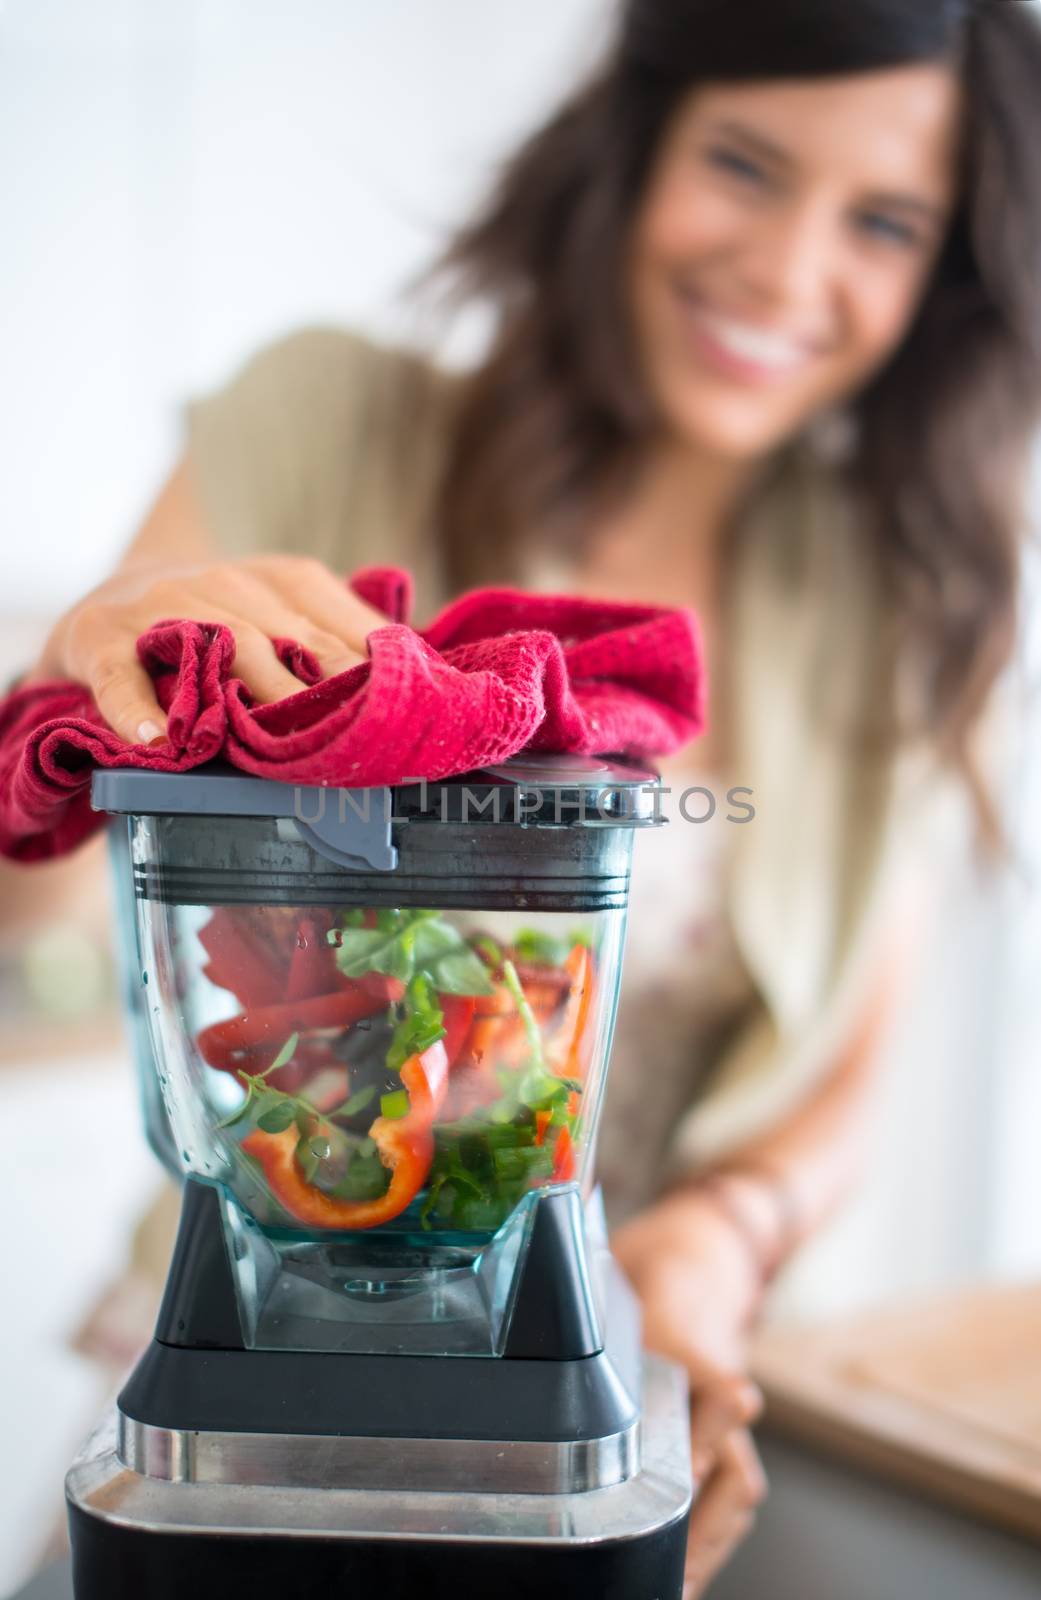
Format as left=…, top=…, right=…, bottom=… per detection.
left=66, top=755, right=692, bottom=1599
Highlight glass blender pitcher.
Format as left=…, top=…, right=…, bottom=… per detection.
left=66, top=756, right=692, bottom=1600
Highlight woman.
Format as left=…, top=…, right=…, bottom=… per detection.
left=19, top=1, right=1041, bottom=1593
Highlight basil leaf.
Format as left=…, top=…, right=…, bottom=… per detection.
left=257, top=1100, right=297, bottom=1134
left=431, top=947, right=496, bottom=996
left=334, top=927, right=415, bottom=982
left=329, top=1150, right=389, bottom=1201
left=295, top=1134, right=321, bottom=1183
left=411, top=918, right=464, bottom=965
left=513, top=928, right=569, bottom=968
left=216, top=1082, right=254, bottom=1130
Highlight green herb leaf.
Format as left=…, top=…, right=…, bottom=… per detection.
left=513, top=928, right=569, bottom=967
left=334, top=909, right=495, bottom=997
left=257, top=1099, right=297, bottom=1134
left=268, top=1032, right=299, bottom=1073
left=432, top=947, right=496, bottom=996
left=328, top=1149, right=389, bottom=1201
left=216, top=1077, right=255, bottom=1130
left=295, top=1133, right=321, bottom=1184
left=514, top=926, right=593, bottom=965
left=334, top=926, right=416, bottom=982
left=386, top=972, right=446, bottom=1072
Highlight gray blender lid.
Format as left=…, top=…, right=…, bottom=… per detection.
left=91, top=756, right=664, bottom=881
left=90, top=754, right=663, bottom=822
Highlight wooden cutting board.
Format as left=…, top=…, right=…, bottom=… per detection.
left=750, top=1282, right=1041, bottom=1543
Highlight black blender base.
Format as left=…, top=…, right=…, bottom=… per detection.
left=66, top=1356, right=691, bottom=1600
left=68, top=1504, right=687, bottom=1600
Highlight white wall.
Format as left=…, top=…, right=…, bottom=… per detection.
left=1, top=6, right=613, bottom=1590
left=0, top=0, right=607, bottom=613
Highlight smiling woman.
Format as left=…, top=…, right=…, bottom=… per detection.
left=13, top=2, right=1041, bottom=1597
left=436, top=1, right=1041, bottom=843
left=629, top=68, right=961, bottom=454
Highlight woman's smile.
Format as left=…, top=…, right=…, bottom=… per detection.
left=670, top=281, right=827, bottom=386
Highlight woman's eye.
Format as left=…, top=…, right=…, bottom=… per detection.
left=855, top=211, right=921, bottom=250
left=706, top=146, right=768, bottom=186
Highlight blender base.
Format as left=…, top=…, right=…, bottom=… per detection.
left=66, top=1354, right=691, bottom=1600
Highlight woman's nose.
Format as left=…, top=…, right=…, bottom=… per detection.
left=732, top=200, right=837, bottom=320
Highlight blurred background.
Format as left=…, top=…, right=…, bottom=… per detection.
left=1, top=1, right=1039, bottom=1591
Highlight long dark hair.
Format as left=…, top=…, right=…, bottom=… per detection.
left=432, top=0, right=1041, bottom=835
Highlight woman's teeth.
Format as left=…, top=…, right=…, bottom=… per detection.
left=679, top=292, right=813, bottom=373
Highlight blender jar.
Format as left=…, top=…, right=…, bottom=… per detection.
left=93, top=756, right=661, bottom=1356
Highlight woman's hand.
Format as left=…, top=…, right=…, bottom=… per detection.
left=31, top=553, right=390, bottom=745
left=612, top=1188, right=769, bottom=1599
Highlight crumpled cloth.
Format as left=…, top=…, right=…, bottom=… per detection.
left=0, top=566, right=704, bottom=862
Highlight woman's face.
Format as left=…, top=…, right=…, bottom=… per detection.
left=628, top=65, right=963, bottom=459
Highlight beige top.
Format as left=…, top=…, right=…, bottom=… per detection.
left=597, top=760, right=757, bottom=1222
left=184, top=324, right=950, bottom=1207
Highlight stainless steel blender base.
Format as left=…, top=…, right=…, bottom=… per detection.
left=67, top=1354, right=690, bottom=1550
left=116, top=1406, right=641, bottom=1496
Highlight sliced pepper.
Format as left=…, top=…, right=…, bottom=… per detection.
left=439, top=994, right=476, bottom=1066
left=551, top=1125, right=576, bottom=1182
left=242, top=1039, right=450, bottom=1230
left=546, top=944, right=595, bottom=1080
left=284, top=914, right=343, bottom=1002
left=197, top=907, right=286, bottom=1009
left=197, top=976, right=402, bottom=1073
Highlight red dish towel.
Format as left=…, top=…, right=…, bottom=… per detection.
left=0, top=567, right=704, bottom=862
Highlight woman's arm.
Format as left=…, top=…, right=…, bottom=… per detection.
left=2, top=459, right=388, bottom=935
left=688, top=962, right=898, bottom=1285
left=31, top=459, right=387, bottom=745
left=0, top=464, right=210, bottom=937
left=611, top=953, right=902, bottom=1597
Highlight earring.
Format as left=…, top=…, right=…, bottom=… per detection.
left=806, top=406, right=859, bottom=466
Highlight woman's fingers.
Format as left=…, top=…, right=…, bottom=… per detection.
left=183, top=564, right=373, bottom=680
left=59, top=608, right=168, bottom=744
left=228, top=624, right=311, bottom=705
left=682, top=1341, right=762, bottom=1460
left=90, top=648, right=169, bottom=745
left=251, top=557, right=389, bottom=677
left=35, top=554, right=390, bottom=744
left=690, top=1373, right=762, bottom=1459
left=684, top=1427, right=767, bottom=1598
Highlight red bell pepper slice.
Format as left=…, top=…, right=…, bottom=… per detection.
left=439, top=994, right=476, bottom=1066
left=197, top=976, right=402, bottom=1073
left=284, top=914, right=343, bottom=1002
left=242, top=1039, right=450, bottom=1230
left=197, top=907, right=286, bottom=1010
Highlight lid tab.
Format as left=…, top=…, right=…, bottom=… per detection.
left=91, top=768, right=397, bottom=873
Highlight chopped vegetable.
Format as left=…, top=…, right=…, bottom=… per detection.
left=380, top=1089, right=410, bottom=1120
left=197, top=977, right=400, bottom=1073
left=546, top=943, right=595, bottom=1080
left=198, top=906, right=596, bottom=1234
left=242, top=1039, right=450, bottom=1230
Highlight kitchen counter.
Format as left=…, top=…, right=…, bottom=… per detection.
left=711, top=1429, right=1041, bottom=1600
